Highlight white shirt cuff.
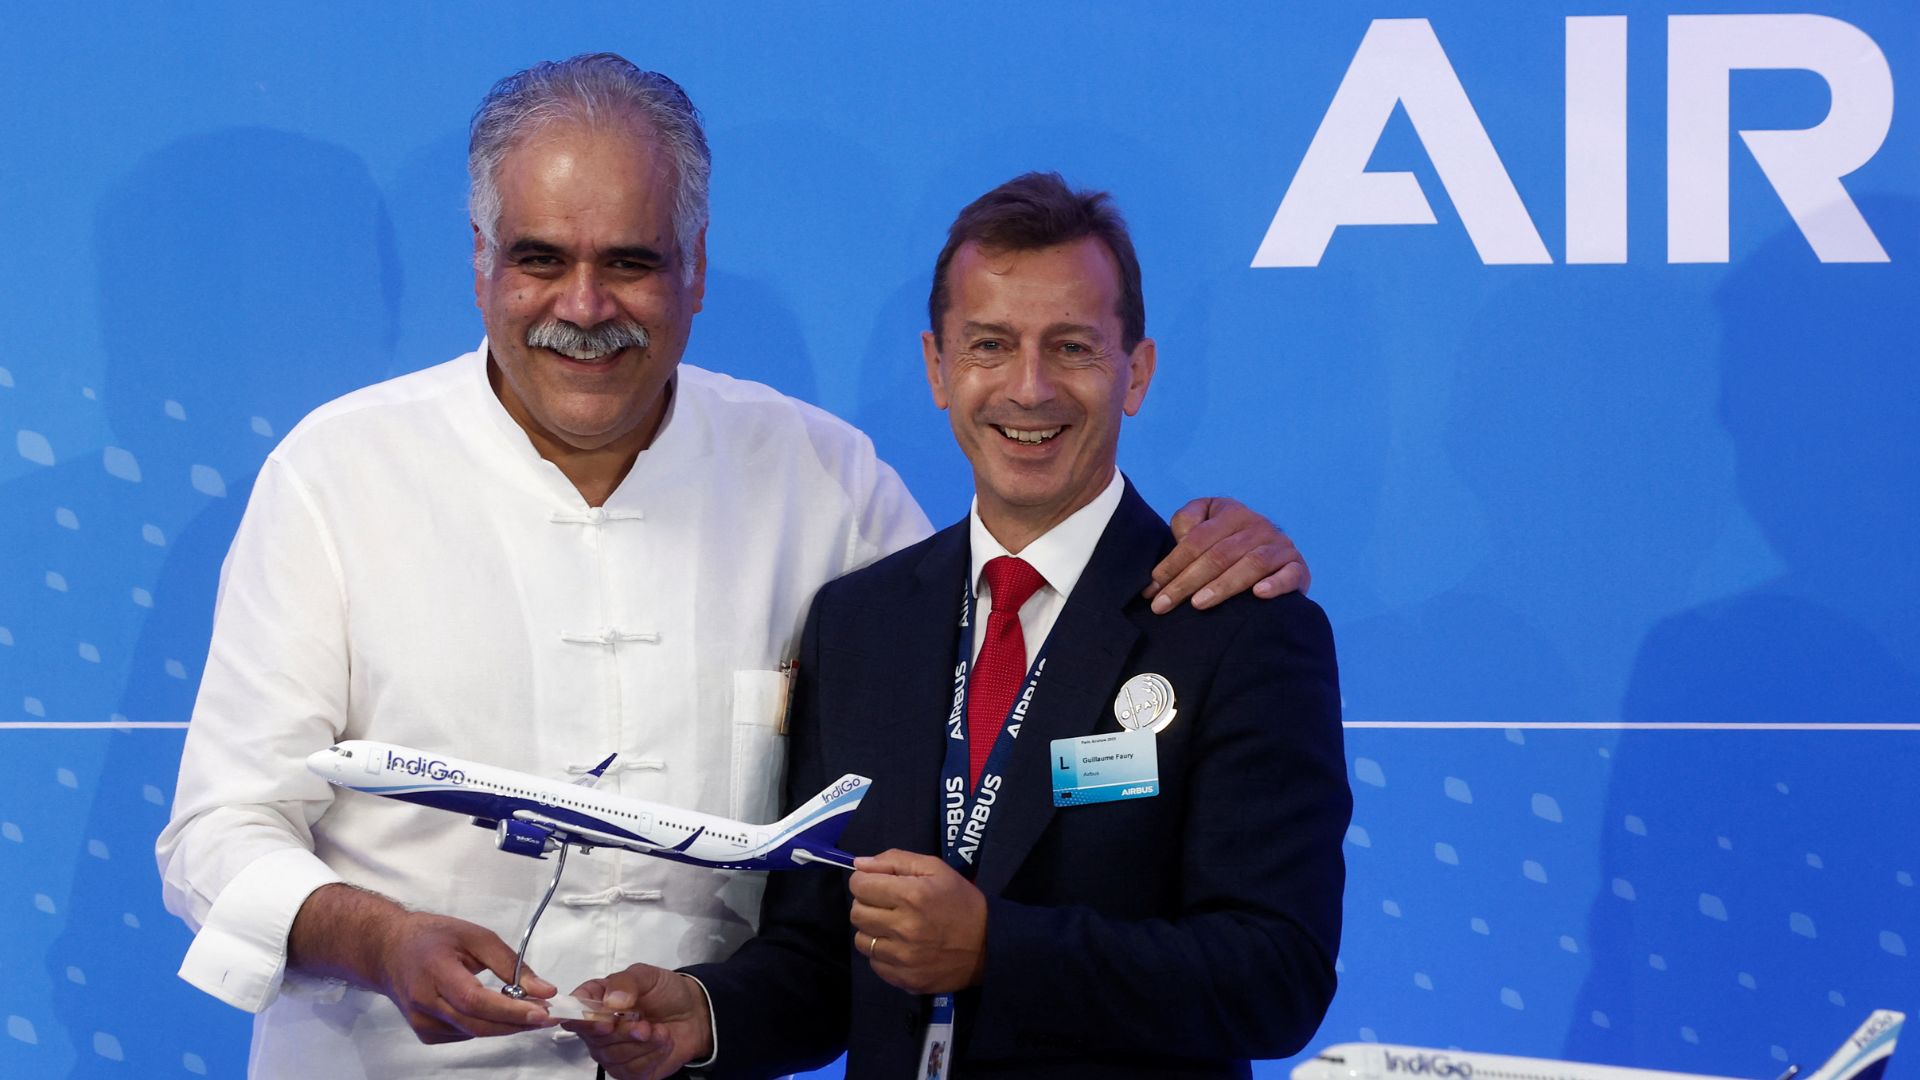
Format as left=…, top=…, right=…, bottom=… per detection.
left=177, top=847, right=343, bottom=1012
left=680, top=971, right=719, bottom=1070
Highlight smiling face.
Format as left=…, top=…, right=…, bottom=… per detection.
left=474, top=119, right=705, bottom=476
left=922, top=237, right=1156, bottom=551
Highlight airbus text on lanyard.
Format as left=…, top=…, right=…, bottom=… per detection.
left=939, top=580, right=1053, bottom=875
left=923, top=578, right=1055, bottom=1080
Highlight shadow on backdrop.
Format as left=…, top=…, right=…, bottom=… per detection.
left=693, top=270, right=816, bottom=405
left=1323, top=272, right=1731, bottom=1045
left=851, top=273, right=963, bottom=523
left=28, top=127, right=400, bottom=1077
left=1342, top=271, right=1728, bottom=726
left=702, top=117, right=902, bottom=413
left=386, top=129, right=483, bottom=378
left=1569, top=197, right=1920, bottom=1070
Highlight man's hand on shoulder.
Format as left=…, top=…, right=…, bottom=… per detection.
left=561, top=965, right=714, bottom=1080
left=287, top=883, right=555, bottom=1044
left=1147, top=496, right=1308, bottom=613
left=849, top=850, right=988, bottom=995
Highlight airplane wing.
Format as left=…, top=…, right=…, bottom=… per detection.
left=510, top=810, right=665, bottom=855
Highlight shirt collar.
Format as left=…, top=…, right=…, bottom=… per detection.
left=470, top=336, right=691, bottom=508
left=968, top=470, right=1126, bottom=603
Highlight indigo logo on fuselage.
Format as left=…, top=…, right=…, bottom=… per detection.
left=1386, top=1052, right=1473, bottom=1079
left=384, top=751, right=466, bottom=785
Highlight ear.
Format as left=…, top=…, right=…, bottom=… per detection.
left=472, top=224, right=489, bottom=309
left=1122, top=337, right=1156, bottom=416
left=687, top=226, right=708, bottom=313
left=921, top=330, right=949, bottom=410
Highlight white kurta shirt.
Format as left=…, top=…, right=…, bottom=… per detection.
left=155, top=344, right=931, bottom=1078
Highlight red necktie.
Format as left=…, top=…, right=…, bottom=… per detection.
left=968, top=556, right=1047, bottom=786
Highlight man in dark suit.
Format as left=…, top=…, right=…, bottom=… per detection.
left=566, top=172, right=1350, bottom=1079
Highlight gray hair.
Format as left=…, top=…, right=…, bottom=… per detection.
left=468, top=53, right=710, bottom=283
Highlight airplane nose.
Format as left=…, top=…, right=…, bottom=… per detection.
left=304, top=748, right=336, bottom=776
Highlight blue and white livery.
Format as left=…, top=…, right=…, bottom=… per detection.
left=306, top=740, right=869, bottom=871
left=1293, top=1012, right=1904, bottom=1080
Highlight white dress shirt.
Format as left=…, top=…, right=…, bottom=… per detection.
left=966, top=470, right=1127, bottom=666
left=155, top=343, right=931, bottom=1078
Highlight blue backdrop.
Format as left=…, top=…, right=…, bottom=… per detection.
left=2, top=3, right=1913, bottom=1077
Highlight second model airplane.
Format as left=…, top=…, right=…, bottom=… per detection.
left=1294, top=1010, right=1904, bottom=1080
left=306, top=739, right=868, bottom=871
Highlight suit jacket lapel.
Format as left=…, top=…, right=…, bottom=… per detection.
left=843, top=522, right=969, bottom=856
left=973, top=482, right=1168, bottom=896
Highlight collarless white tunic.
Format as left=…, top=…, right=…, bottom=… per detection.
left=156, top=344, right=930, bottom=1078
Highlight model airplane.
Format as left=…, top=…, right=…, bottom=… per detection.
left=306, top=739, right=869, bottom=871
left=1293, top=1011, right=1903, bottom=1080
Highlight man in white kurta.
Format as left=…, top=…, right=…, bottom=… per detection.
left=155, top=344, right=931, bottom=1076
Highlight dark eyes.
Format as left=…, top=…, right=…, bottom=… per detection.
left=514, top=255, right=660, bottom=275
left=965, top=339, right=1095, bottom=355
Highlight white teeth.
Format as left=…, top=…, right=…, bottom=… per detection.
left=553, top=347, right=614, bottom=362
left=997, top=425, right=1062, bottom=445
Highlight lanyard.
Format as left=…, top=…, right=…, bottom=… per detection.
left=938, top=579, right=1052, bottom=877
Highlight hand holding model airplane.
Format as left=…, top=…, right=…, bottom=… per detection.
left=306, top=739, right=870, bottom=1019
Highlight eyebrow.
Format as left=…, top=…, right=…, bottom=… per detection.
left=503, top=237, right=564, bottom=259
left=960, top=320, right=1016, bottom=338
left=604, top=244, right=669, bottom=265
left=502, top=238, right=670, bottom=264
left=959, top=320, right=1107, bottom=339
left=1044, top=322, right=1105, bottom=339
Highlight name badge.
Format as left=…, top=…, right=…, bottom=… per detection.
left=1050, top=730, right=1159, bottom=806
left=919, top=994, right=955, bottom=1080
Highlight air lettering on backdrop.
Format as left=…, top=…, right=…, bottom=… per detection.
left=1253, top=15, right=1893, bottom=268
left=1667, top=15, right=1893, bottom=264
left=1564, top=17, right=1627, bottom=264
left=1253, top=19, right=1550, bottom=268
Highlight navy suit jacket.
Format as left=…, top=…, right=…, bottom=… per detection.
left=689, top=482, right=1350, bottom=1079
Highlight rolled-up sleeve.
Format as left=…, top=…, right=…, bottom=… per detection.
left=155, top=455, right=353, bottom=1012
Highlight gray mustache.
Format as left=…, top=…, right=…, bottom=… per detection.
left=526, top=319, right=650, bottom=356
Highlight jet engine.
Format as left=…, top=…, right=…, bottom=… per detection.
left=496, top=819, right=558, bottom=859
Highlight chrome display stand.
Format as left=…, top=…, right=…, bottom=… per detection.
left=502, top=840, right=571, bottom=1000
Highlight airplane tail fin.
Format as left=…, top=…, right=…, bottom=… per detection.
left=571, top=753, right=617, bottom=788
left=1803, top=1011, right=1905, bottom=1080
left=767, top=774, right=871, bottom=870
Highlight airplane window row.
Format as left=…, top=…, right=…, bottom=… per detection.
left=486, top=786, right=751, bottom=845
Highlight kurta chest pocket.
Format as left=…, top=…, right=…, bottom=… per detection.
left=728, top=669, right=790, bottom=823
